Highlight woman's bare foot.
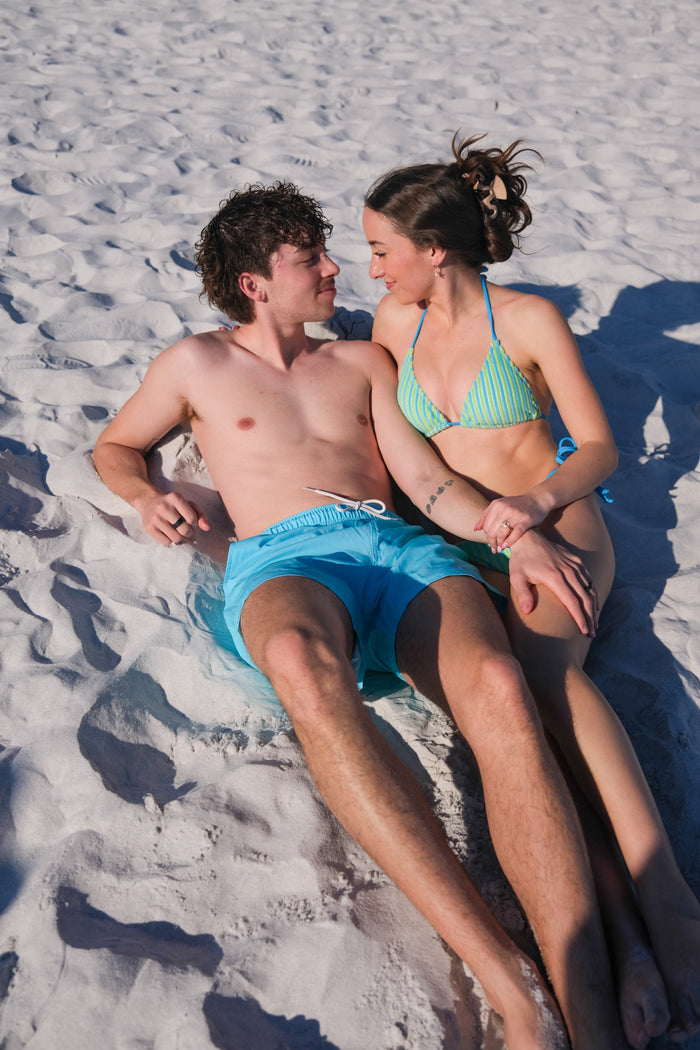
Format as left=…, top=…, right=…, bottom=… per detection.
left=642, top=888, right=700, bottom=1043
left=616, top=944, right=669, bottom=1049
left=578, top=823, right=670, bottom=1047
left=658, top=918, right=700, bottom=1042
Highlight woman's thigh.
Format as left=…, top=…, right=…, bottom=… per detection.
left=505, top=494, right=615, bottom=663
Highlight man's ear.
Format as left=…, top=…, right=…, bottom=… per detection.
left=238, top=273, right=267, bottom=303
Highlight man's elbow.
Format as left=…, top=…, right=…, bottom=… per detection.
left=91, top=434, right=135, bottom=479
left=91, top=439, right=110, bottom=482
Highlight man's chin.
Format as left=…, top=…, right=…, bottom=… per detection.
left=314, top=297, right=337, bottom=320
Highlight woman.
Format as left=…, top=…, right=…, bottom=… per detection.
left=363, top=135, right=700, bottom=1048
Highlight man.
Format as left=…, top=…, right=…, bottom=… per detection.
left=93, top=182, right=629, bottom=1049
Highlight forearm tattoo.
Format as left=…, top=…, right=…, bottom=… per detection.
left=425, top=478, right=453, bottom=515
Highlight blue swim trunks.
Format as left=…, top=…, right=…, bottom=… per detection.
left=222, top=504, right=497, bottom=680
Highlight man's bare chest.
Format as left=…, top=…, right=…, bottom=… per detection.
left=188, top=355, right=373, bottom=446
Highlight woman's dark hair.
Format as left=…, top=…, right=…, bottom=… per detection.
left=364, top=134, right=540, bottom=268
left=194, top=181, right=333, bottom=323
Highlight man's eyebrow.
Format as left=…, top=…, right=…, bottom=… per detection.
left=293, top=246, right=322, bottom=260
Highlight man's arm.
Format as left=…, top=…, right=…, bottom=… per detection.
left=365, top=342, right=597, bottom=636
left=93, top=341, right=210, bottom=547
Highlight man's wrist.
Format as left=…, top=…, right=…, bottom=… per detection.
left=510, top=529, right=544, bottom=556
left=131, top=482, right=166, bottom=515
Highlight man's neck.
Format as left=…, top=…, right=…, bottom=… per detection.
left=234, top=316, right=312, bottom=369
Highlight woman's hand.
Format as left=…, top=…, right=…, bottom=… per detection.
left=474, top=492, right=553, bottom=552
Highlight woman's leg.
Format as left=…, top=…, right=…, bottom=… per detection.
left=506, top=496, right=700, bottom=1043
left=548, top=735, right=669, bottom=1048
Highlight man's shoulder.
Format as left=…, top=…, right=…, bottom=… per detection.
left=323, top=337, right=397, bottom=385
left=151, top=328, right=236, bottom=370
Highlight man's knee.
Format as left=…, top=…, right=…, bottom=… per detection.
left=464, top=650, right=545, bottom=751
left=240, top=577, right=355, bottom=701
left=253, top=623, right=353, bottom=710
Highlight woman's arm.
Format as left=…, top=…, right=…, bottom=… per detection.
left=475, top=295, right=617, bottom=549
left=365, top=340, right=597, bottom=635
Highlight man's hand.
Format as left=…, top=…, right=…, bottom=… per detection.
left=134, top=490, right=210, bottom=548
left=508, top=530, right=598, bottom=637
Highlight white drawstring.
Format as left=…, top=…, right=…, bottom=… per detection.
left=303, top=487, right=391, bottom=519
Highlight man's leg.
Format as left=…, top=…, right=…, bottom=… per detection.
left=240, top=576, right=568, bottom=1050
left=395, top=575, right=628, bottom=1050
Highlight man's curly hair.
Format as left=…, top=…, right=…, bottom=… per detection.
left=194, top=181, right=333, bottom=324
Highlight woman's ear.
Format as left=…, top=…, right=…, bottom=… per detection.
left=429, top=246, right=447, bottom=268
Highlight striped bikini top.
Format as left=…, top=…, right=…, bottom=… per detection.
left=397, top=274, right=543, bottom=436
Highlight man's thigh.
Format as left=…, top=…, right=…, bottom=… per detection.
left=240, top=575, right=355, bottom=678
left=395, top=575, right=512, bottom=708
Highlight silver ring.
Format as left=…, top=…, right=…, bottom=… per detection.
left=170, top=515, right=185, bottom=529
left=500, top=519, right=512, bottom=529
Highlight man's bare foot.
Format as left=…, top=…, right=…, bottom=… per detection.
left=487, top=957, right=570, bottom=1050
left=617, top=944, right=669, bottom=1049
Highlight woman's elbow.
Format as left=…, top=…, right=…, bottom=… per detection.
left=603, top=440, right=619, bottom=476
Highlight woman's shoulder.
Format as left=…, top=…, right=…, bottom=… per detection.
left=489, top=283, right=564, bottom=322
left=373, top=291, right=415, bottom=325
left=489, top=284, right=570, bottom=348
left=487, top=285, right=585, bottom=387
left=373, top=294, right=424, bottom=359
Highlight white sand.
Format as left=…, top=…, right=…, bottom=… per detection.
left=1, top=0, right=699, bottom=1046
